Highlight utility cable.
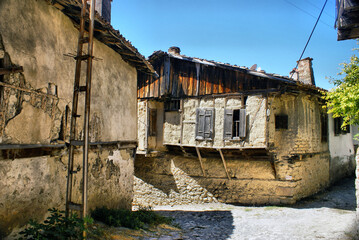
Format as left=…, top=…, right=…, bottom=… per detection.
left=290, top=0, right=328, bottom=79
left=283, top=0, right=332, bottom=28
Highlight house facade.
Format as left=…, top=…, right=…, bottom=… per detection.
left=0, top=0, right=155, bottom=238
left=134, top=47, right=355, bottom=207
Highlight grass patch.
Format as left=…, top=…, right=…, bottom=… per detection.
left=244, top=208, right=253, bottom=212
left=91, top=207, right=172, bottom=230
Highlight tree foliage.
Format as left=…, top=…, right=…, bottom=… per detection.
left=323, top=47, right=359, bottom=129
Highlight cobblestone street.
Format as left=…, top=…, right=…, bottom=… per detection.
left=150, top=176, right=357, bottom=240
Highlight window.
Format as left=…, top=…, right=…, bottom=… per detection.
left=223, top=109, right=246, bottom=139
left=321, top=112, right=328, bottom=142
left=334, top=117, right=350, bottom=136
left=196, top=108, right=214, bottom=140
left=149, top=109, right=157, bottom=136
left=275, top=115, right=288, bottom=130
left=165, top=100, right=180, bottom=111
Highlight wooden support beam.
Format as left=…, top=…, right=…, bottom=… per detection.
left=195, top=147, right=206, bottom=177
left=0, top=81, right=58, bottom=99
left=218, top=148, right=231, bottom=180
left=0, top=66, right=23, bottom=75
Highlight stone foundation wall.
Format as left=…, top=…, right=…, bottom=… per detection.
left=133, top=151, right=329, bottom=207
left=0, top=145, right=134, bottom=238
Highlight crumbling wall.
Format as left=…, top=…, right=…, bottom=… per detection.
left=0, top=146, right=134, bottom=238
left=0, top=0, right=137, bottom=237
left=134, top=93, right=335, bottom=207
left=0, top=0, right=137, bottom=144
left=268, top=93, right=330, bottom=198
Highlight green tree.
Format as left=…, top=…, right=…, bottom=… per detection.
left=323, top=47, right=359, bottom=132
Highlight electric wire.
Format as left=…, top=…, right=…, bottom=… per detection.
left=290, top=0, right=328, bottom=79
left=283, top=0, right=332, bottom=28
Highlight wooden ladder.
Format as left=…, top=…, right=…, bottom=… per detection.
left=65, top=0, right=96, bottom=220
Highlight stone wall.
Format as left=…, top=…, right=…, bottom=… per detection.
left=0, top=0, right=137, bottom=237
left=134, top=151, right=329, bottom=207
left=1, top=146, right=134, bottom=238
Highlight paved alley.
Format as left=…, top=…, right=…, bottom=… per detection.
left=152, top=176, right=357, bottom=240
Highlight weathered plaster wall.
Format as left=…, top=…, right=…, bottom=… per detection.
left=0, top=0, right=138, bottom=237
left=0, top=146, right=134, bottom=238
left=268, top=93, right=330, bottom=196
left=0, top=0, right=137, bottom=143
left=328, top=114, right=355, bottom=183
left=134, top=93, right=338, bottom=207
left=162, top=95, right=266, bottom=148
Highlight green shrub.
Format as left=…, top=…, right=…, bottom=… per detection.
left=91, top=207, right=172, bottom=230
left=19, top=208, right=102, bottom=240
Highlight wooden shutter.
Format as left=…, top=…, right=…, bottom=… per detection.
left=196, top=108, right=214, bottom=140
left=238, top=109, right=246, bottom=138
left=196, top=108, right=205, bottom=140
left=204, top=109, right=214, bottom=140
left=223, top=109, right=233, bottom=140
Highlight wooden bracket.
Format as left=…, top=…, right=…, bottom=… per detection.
left=195, top=147, right=206, bottom=177
left=218, top=148, right=231, bottom=180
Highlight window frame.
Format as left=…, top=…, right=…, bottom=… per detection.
left=223, top=108, right=246, bottom=140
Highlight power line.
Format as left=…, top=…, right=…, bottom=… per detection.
left=303, top=0, right=335, bottom=19
left=290, top=0, right=328, bottom=79
left=283, top=0, right=332, bottom=29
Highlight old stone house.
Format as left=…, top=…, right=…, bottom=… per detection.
left=0, top=0, right=155, bottom=237
left=134, top=47, right=355, bottom=207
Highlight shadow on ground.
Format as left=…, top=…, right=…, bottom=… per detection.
left=292, top=176, right=356, bottom=211
left=157, top=210, right=234, bottom=240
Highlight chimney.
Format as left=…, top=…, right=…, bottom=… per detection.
left=290, top=57, right=315, bottom=86
left=95, top=0, right=112, bottom=23
left=168, top=46, right=181, bottom=55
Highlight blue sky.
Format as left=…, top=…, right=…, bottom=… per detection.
left=111, top=0, right=357, bottom=90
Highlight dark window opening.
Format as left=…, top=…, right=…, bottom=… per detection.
left=165, top=100, right=180, bottom=111
left=334, top=117, right=350, bottom=136
left=196, top=108, right=214, bottom=140
left=275, top=115, right=288, bottom=130
left=321, top=112, right=328, bottom=142
left=149, top=109, right=157, bottom=136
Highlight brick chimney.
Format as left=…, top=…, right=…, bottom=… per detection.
left=95, top=0, right=112, bottom=23
left=290, top=57, right=316, bottom=86
left=168, top=46, right=181, bottom=55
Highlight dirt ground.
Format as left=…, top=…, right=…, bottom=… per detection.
left=108, top=176, right=358, bottom=240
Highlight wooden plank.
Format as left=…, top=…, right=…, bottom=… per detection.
left=199, top=66, right=207, bottom=96
left=218, top=68, right=224, bottom=93
left=188, top=66, right=194, bottom=97
left=205, top=67, right=213, bottom=95
left=195, top=147, right=206, bottom=177
left=0, top=66, right=23, bottom=75
left=218, top=148, right=231, bottom=180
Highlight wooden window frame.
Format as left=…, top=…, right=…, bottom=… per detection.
left=149, top=109, right=157, bottom=136
left=223, top=108, right=246, bottom=140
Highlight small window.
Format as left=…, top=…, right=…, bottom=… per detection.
left=275, top=115, right=288, bottom=130
left=321, top=112, right=328, bottom=142
left=334, top=117, right=350, bottom=136
left=165, top=100, right=180, bottom=111
left=149, top=109, right=157, bottom=136
left=224, top=109, right=246, bottom=139
left=196, top=108, right=214, bottom=140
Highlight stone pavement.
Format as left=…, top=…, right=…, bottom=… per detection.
left=150, top=176, right=358, bottom=240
